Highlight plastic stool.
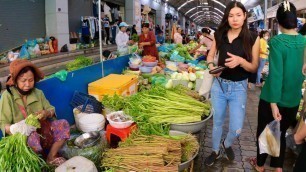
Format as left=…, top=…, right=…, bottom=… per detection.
left=106, top=124, right=137, bottom=147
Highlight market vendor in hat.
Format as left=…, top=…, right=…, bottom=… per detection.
left=139, top=22, right=159, bottom=60
left=0, top=59, right=70, bottom=167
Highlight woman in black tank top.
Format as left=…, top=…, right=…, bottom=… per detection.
left=204, top=1, right=260, bottom=167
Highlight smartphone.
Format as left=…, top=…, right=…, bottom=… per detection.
left=209, top=66, right=228, bottom=74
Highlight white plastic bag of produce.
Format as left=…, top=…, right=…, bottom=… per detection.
left=259, top=120, right=281, bottom=157
left=198, top=69, right=213, bottom=99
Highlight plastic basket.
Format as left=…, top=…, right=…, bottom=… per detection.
left=70, top=91, right=104, bottom=113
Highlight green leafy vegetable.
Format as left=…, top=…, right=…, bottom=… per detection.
left=66, top=55, right=93, bottom=71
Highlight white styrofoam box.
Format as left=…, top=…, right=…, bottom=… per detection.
left=55, top=156, right=98, bottom=172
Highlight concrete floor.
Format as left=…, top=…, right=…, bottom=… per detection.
left=193, top=87, right=297, bottom=172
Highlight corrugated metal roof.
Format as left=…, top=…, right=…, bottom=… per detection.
left=166, top=0, right=262, bottom=27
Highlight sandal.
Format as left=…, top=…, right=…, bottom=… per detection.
left=48, top=157, right=66, bottom=167
left=249, top=157, right=265, bottom=172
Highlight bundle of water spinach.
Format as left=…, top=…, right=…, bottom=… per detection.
left=0, top=115, right=48, bottom=172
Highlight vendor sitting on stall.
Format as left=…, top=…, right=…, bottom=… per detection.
left=139, top=23, right=159, bottom=60
left=189, top=28, right=213, bottom=60
left=116, top=22, right=134, bottom=51
left=0, top=59, right=70, bottom=167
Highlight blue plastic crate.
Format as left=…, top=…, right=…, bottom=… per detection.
left=70, top=91, right=104, bottom=113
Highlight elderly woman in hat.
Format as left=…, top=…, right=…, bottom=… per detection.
left=0, top=59, right=70, bottom=166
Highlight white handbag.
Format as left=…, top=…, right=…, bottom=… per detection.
left=198, top=53, right=219, bottom=99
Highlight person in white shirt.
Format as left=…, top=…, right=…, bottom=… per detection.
left=115, top=22, right=133, bottom=50
left=174, top=27, right=183, bottom=44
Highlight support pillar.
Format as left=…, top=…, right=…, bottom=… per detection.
left=46, top=0, right=69, bottom=51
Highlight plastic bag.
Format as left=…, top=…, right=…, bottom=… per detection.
left=128, top=45, right=138, bottom=54
left=170, top=51, right=185, bottom=62
left=59, top=131, right=109, bottom=167
left=26, top=39, right=37, bottom=47
left=259, top=120, right=281, bottom=157
left=198, top=70, right=213, bottom=99
left=118, top=47, right=128, bottom=56
left=129, top=53, right=142, bottom=65
left=19, top=45, right=30, bottom=59
left=60, top=44, right=69, bottom=52
left=47, top=70, right=68, bottom=81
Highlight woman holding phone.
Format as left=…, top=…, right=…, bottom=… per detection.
left=204, top=1, right=260, bottom=166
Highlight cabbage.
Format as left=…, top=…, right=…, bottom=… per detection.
left=165, top=79, right=173, bottom=89
left=176, top=73, right=183, bottom=80
left=188, top=82, right=193, bottom=89
left=188, top=73, right=197, bottom=81
left=171, top=72, right=178, bottom=79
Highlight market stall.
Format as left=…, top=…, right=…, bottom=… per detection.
left=0, top=36, right=213, bottom=171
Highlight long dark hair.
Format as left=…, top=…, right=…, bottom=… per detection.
left=215, top=1, right=253, bottom=61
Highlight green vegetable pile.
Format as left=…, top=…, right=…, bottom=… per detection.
left=175, top=44, right=193, bottom=61
left=131, top=34, right=139, bottom=42
left=102, top=86, right=211, bottom=135
left=66, top=55, right=93, bottom=71
left=0, top=133, right=48, bottom=172
left=185, top=41, right=199, bottom=51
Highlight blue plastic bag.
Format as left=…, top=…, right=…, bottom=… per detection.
left=19, top=45, right=30, bottom=59
left=26, top=39, right=37, bottom=47
left=170, top=51, right=185, bottom=62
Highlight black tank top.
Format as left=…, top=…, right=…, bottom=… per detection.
left=217, top=31, right=258, bottom=81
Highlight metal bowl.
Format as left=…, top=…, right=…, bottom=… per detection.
left=170, top=109, right=213, bottom=133
left=169, top=130, right=199, bottom=172
left=179, top=149, right=199, bottom=172
left=74, top=131, right=101, bottom=148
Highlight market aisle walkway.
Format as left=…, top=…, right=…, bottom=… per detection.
left=194, top=88, right=297, bottom=172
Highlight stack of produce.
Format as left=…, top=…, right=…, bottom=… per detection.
left=66, top=55, right=93, bottom=71
left=0, top=114, right=48, bottom=171
left=102, top=132, right=199, bottom=172
left=185, top=41, right=199, bottom=51
left=142, top=55, right=156, bottom=62
left=102, top=86, right=211, bottom=135
left=174, top=44, right=193, bottom=61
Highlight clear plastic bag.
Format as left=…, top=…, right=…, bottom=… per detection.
left=259, top=120, right=281, bottom=157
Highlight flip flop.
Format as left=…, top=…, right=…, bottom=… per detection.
left=48, top=157, right=66, bottom=167
left=248, top=157, right=265, bottom=172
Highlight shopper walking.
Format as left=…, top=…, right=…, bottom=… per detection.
left=138, top=23, right=159, bottom=60
left=204, top=1, right=260, bottom=166
left=255, top=30, right=270, bottom=87
left=250, top=2, right=306, bottom=172
left=174, top=27, right=183, bottom=44
left=103, top=16, right=111, bottom=45
left=111, top=20, right=119, bottom=44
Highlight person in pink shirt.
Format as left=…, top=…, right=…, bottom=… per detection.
left=190, top=28, right=213, bottom=55
left=174, top=27, right=183, bottom=44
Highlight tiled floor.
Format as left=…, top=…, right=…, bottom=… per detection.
left=193, top=88, right=297, bottom=172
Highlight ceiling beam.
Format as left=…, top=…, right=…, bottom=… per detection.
left=191, top=11, right=223, bottom=20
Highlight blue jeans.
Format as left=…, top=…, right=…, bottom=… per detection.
left=211, top=78, right=248, bottom=152
left=256, top=58, right=267, bottom=84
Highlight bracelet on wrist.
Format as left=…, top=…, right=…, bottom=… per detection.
left=207, top=62, right=216, bottom=69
